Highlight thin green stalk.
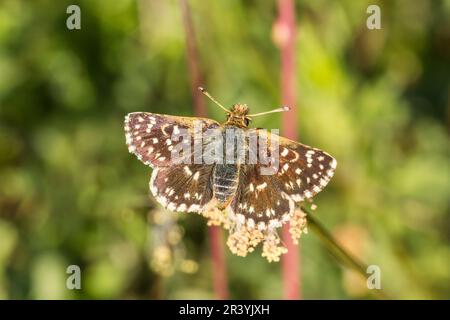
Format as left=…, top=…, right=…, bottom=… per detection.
left=304, top=207, right=390, bottom=299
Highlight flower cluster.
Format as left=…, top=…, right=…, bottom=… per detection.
left=289, top=208, right=308, bottom=245
left=201, top=205, right=310, bottom=262
left=226, top=226, right=264, bottom=257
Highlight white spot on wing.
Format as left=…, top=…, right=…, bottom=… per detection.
left=257, top=182, right=267, bottom=191
left=330, top=158, right=337, bottom=169
left=184, top=166, right=192, bottom=176
left=188, top=204, right=201, bottom=212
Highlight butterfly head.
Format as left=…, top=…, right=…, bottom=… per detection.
left=226, top=104, right=251, bottom=127
left=198, top=87, right=291, bottom=128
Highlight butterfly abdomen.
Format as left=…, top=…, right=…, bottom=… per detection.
left=213, top=164, right=239, bottom=207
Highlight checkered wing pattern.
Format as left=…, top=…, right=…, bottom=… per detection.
left=124, top=112, right=220, bottom=167
left=150, top=164, right=215, bottom=213
left=273, top=135, right=337, bottom=202
left=230, top=164, right=295, bottom=228
left=228, top=130, right=337, bottom=227
left=125, top=112, right=220, bottom=212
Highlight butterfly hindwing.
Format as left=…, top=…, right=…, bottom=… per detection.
left=150, top=164, right=215, bottom=213
left=229, top=164, right=294, bottom=228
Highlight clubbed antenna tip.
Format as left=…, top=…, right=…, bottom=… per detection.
left=248, top=106, right=291, bottom=117
left=198, top=87, right=230, bottom=113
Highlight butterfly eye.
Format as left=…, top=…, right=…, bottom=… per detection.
left=244, top=118, right=250, bottom=126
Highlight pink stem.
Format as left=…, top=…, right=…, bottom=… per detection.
left=276, top=0, right=301, bottom=299
left=209, top=227, right=229, bottom=299
left=180, top=0, right=229, bottom=300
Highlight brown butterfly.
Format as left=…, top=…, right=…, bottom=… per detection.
left=125, top=87, right=336, bottom=231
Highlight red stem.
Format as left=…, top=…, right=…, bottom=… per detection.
left=208, top=227, right=229, bottom=299
left=179, top=0, right=206, bottom=117
left=276, top=0, right=301, bottom=299
left=179, top=0, right=229, bottom=300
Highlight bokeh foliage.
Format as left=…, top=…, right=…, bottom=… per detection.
left=0, top=0, right=448, bottom=299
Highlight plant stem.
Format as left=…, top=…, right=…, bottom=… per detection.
left=179, top=0, right=229, bottom=300
left=208, top=227, right=229, bottom=299
left=179, top=0, right=206, bottom=117
left=276, top=0, right=301, bottom=300
left=305, top=208, right=389, bottom=299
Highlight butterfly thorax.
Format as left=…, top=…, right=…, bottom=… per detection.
left=224, top=104, right=250, bottom=128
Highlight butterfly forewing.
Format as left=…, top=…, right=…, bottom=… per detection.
left=125, top=112, right=220, bottom=212
left=125, top=112, right=220, bottom=168
left=275, top=138, right=336, bottom=202
left=258, top=130, right=337, bottom=202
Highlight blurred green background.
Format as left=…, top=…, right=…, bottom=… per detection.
left=0, top=0, right=449, bottom=299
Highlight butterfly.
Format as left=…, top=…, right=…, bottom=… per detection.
left=124, top=87, right=336, bottom=232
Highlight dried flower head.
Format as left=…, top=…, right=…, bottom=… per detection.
left=226, top=224, right=264, bottom=257
left=289, top=208, right=308, bottom=245
left=201, top=204, right=309, bottom=262
left=262, top=232, right=288, bottom=263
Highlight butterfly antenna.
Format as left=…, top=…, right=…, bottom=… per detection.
left=248, top=106, right=290, bottom=117
left=198, top=87, right=230, bottom=114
